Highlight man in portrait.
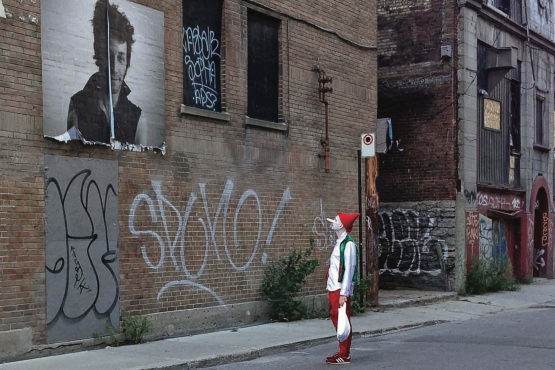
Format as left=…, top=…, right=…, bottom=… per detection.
left=66, top=0, right=142, bottom=144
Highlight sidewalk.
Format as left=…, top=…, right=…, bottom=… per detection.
left=2, top=280, right=554, bottom=370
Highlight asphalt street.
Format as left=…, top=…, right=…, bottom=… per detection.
left=206, top=306, right=555, bottom=370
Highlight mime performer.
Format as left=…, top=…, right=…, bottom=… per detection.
left=325, top=212, right=360, bottom=365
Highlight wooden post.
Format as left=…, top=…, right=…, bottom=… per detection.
left=365, top=156, right=379, bottom=305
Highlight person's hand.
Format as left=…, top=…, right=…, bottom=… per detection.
left=339, top=295, right=348, bottom=307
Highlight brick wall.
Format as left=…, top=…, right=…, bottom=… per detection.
left=377, top=0, right=458, bottom=203
left=0, top=0, right=376, bottom=349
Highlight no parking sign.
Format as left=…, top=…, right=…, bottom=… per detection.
left=361, top=133, right=375, bottom=157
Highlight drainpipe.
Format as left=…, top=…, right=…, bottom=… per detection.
left=315, top=68, right=333, bottom=173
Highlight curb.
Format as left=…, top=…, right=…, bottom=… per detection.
left=379, top=293, right=458, bottom=309
left=155, top=320, right=449, bottom=370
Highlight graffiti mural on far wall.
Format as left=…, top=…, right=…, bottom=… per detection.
left=41, top=0, right=165, bottom=149
left=129, top=179, right=292, bottom=305
left=478, top=214, right=507, bottom=262
left=535, top=212, right=548, bottom=274
left=378, top=210, right=449, bottom=277
left=45, top=155, right=119, bottom=344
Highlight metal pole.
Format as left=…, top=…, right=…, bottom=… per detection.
left=357, top=149, right=363, bottom=308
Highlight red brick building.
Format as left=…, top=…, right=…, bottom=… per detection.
left=0, top=0, right=377, bottom=359
left=377, top=0, right=555, bottom=292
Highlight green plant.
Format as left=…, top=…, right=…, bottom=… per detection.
left=350, top=275, right=373, bottom=315
left=260, top=238, right=320, bottom=322
left=106, top=325, right=122, bottom=346
left=466, top=257, right=520, bottom=295
left=93, top=324, right=124, bottom=347
left=124, top=312, right=150, bottom=344
left=518, top=277, right=534, bottom=285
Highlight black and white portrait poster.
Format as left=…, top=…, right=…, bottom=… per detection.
left=41, top=0, right=165, bottom=148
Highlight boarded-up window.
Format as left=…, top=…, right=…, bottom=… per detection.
left=183, top=0, right=224, bottom=112
left=536, top=96, right=545, bottom=145
left=484, top=99, right=501, bottom=131
left=248, top=11, right=280, bottom=122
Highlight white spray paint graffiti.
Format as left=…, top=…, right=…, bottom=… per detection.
left=129, top=179, right=292, bottom=304
left=535, top=249, right=546, bottom=271
left=183, top=26, right=220, bottom=109
left=378, top=210, right=449, bottom=277
left=311, top=199, right=336, bottom=250
left=479, top=214, right=493, bottom=261
left=477, top=193, right=524, bottom=210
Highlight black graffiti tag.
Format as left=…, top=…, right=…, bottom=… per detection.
left=45, top=170, right=118, bottom=328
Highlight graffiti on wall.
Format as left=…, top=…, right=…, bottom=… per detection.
left=492, top=219, right=507, bottom=260
left=478, top=215, right=507, bottom=262
left=377, top=210, right=448, bottom=277
left=45, top=155, right=119, bottom=344
left=129, top=179, right=292, bottom=305
left=311, top=199, right=336, bottom=251
left=478, top=214, right=493, bottom=260
left=477, top=193, right=523, bottom=210
left=466, top=212, right=479, bottom=267
left=535, top=212, right=548, bottom=272
left=527, top=214, right=535, bottom=274
left=465, top=189, right=524, bottom=211
left=183, top=26, right=220, bottom=110
left=182, top=0, right=223, bottom=111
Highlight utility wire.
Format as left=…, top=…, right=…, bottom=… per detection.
left=242, top=0, right=377, bottom=50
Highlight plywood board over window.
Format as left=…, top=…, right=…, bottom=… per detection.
left=484, top=98, right=501, bottom=131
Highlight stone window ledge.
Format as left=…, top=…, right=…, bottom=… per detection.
left=180, top=105, right=231, bottom=122
left=245, top=116, right=287, bottom=131
left=533, top=144, right=551, bottom=153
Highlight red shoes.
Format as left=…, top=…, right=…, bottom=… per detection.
left=326, top=354, right=351, bottom=365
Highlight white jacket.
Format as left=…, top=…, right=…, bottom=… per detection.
left=326, top=231, right=357, bottom=296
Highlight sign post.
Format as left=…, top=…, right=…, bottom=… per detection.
left=361, top=133, right=379, bottom=305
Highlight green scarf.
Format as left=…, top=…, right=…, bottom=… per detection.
left=338, top=234, right=358, bottom=283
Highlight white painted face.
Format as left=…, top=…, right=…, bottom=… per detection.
left=326, top=215, right=344, bottom=231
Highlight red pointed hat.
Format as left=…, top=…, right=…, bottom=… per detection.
left=338, top=213, right=360, bottom=233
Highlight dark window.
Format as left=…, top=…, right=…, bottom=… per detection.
left=248, top=11, right=280, bottom=122
left=493, top=0, right=522, bottom=24
left=183, top=0, right=224, bottom=112
left=495, top=0, right=511, bottom=15
left=536, top=96, right=545, bottom=145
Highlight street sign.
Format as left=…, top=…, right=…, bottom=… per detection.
left=361, top=133, right=375, bottom=157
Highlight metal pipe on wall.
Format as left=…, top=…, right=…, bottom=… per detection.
left=316, top=68, right=333, bottom=173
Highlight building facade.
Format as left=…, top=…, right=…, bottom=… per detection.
left=377, top=0, right=555, bottom=292
left=0, top=0, right=377, bottom=359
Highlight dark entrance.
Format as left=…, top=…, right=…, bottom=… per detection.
left=533, top=188, right=548, bottom=278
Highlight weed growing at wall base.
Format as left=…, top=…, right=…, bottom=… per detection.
left=93, top=312, right=150, bottom=347
left=351, top=275, right=373, bottom=315
left=260, top=237, right=320, bottom=322
left=124, top=312, right=150, bottom=344
left=466, top=258, right=520, bottom=295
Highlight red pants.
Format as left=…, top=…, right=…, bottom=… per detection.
left=328, top=289, right=352, bottom=357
